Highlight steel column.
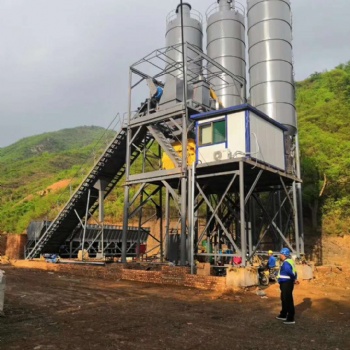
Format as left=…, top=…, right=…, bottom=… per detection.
left=292, top=181, right=301, bottom=258
left=122, top=68, right=133, bottom=263
left=239, top=161, right=246, bottom=265
left=295, top=134, right=305, bottom=254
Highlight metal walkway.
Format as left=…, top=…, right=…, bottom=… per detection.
left=26, top=126, right=151, bottom=259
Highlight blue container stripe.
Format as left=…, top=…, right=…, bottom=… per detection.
left=225, top=114, right=228, bottom=148
left=195, top=121, right=199, bottom=164
left=190, top=103, right=287, bottom=131
left=284, top=135, right=287, bottom=171
left=245, top=110, right=251, bottom=155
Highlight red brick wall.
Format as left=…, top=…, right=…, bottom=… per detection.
left=5, top=234, right=27, bottom=259
left=11, top=260, right=227, bottom=291
left=122, top=269, right=162, bottom=284
left=185, top=275, right=226, bottom=291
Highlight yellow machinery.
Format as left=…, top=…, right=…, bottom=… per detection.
left=162, top=139, right=196, bottom=170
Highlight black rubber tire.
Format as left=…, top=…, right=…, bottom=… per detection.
left=260, top=274, right=269, bottom=286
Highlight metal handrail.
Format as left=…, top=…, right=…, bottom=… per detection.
left=206, top=0, right=245, bottom=19
left=50, top=112, right=126, bottom=210
left=166, top=7, right=203, bottom=25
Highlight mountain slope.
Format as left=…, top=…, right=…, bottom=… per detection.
left=297, top=61, right=350, bottom=234
left=0, top=126, right=117, bottom=233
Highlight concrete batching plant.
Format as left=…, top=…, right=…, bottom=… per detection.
left=27, top=1, right=303, bottom=274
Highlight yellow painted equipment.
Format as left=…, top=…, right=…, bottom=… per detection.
left=210, top=88, right=224, bottom=108
left=162, top=139, right=196, bottom=169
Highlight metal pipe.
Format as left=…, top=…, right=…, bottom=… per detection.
left=137, top=147, right=146, bottom=259
left=159, top=186, right=164, bottom=262
left=191, top=161, right=196, bottom=273
left=239, top=161, right=246, bottom=265
left=189, top=161, right=196, bottom=274
left=180, top=176, right=187, bottom=266
left=292, top=181, right=300, bottom=258
left=248, top=220, right=253, bottom=257
left=122, top=68, right=133, bottom=263
left=98, top=188, right=105, bottom=258
left=159, top=144, right=164, bottom=262
left=295, top=133, right=305, bottom=254
left=81, top=189, right=91, bottom=261
left=165, top=187, right=170, bottom=262
left=188, top=166, right=193, bottom=271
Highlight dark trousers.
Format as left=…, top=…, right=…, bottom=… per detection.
left=279, top=281, right=295, bottom=321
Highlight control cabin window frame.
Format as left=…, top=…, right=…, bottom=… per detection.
left=198, top=118, right=226, bottom=146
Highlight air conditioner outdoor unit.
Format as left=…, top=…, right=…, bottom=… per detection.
left=213, top=149, right=232, bottom=161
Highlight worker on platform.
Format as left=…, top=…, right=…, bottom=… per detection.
left=276, top=248, right=298, bottom=325
left=258, top=250, right=276, bottom=274
left=267, top=250, right=277, bottom=269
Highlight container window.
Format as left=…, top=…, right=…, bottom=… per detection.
left=199, top=124, right=212, bottom=145
left=199, top=119, right=226, bottom=146
left=213, top=120, right=226, bottom=143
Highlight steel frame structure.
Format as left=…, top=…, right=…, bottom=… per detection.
left=25, top=219, right=149, bottom=259
left=192, top=158, right=303, bottom=267
left=121, top=42, right=303, bottom=267
left=25, top=41, right=303, bottom=267
left=121, top=43, right=244, bottom=264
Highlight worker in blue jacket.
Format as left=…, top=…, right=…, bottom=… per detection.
left=267, top=250, right=276, bottom=269
left=276, top=248, right=298, bottom=324
left=258, top=250, right=276, bottom=275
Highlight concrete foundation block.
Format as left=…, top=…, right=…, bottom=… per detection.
left=196, top=263, right=212, bottom=276
left=77, top=249, right=89, bottom=261
left=226, top=267, right=258, bottom=288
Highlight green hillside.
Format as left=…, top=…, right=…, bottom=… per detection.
left=0, top=126, right=117, bottom=233
left=1, top=62, right=350, bottom=236
left=297, top=61, right=350, bottom=235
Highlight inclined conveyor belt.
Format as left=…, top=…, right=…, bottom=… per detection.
left=26, top=126, right=151, bottom=259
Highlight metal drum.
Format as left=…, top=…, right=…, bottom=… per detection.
left=207, top=0, right=246, bottom=107
left=247, top=0, right=296, bottom=135
left=165, top=3, right=203, bottom=81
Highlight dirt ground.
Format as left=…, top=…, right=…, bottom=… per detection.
left=0, top=266, right=349, bottom=350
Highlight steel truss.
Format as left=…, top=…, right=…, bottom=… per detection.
left=193, top=159, right=303, bottom=267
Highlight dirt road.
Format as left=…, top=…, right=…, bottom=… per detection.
left=0, top=266, right=349, bottom=350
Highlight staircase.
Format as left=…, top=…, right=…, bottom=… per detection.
left=26, top=126, right=151, bottom=259
left=147, top=125, right=182, bottom=167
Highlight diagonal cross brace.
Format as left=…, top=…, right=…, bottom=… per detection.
left=196, top=174, right=241, bottom=253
